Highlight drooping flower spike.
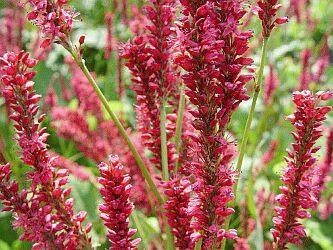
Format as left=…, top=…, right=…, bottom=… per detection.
left=0, top=51, right=92, bottom=249
left=255, top=0, right=288, bottom=38
left=271, top=90, right=333, bottom=249
left=98, top=155, right=141, bottom=249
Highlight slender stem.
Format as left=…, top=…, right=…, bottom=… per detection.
left=235, top=37, right=268, bottom=177
left=221, top=37, right=269, bottom=250
left=159, top=98, right=175, bottom=249
left=160, top=98, right=169, bottom=181
left=194, top=239, right=202, bottom=250
left=174, top=84, right=186, bottom=173
left=131, top=210, right=149, bottom=249
left=66, top=43, right=164, bottom=205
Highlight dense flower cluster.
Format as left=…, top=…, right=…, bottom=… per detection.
left=26, top=0, right=78, bottom=48
left=271, top=90, right=333, bottom=249
left=162, top=177, right=194, bottom=248
left=175, top=0, right=255, bottom=247
left=0, top=51, right=91, bottom=248
left=256, top=0, right=288, bottom=38
left=98, top=155, right=141, bottom=249
left=264, top=65, right=280, bottom=105
left=120, top=0, right=178, bottom=171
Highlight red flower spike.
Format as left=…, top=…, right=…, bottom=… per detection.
left=25, top=0, right=78, bottom=47
left=98, top=155, right=141, bottom=249
left=176, top=0, right=254, bottom=247
left=0, top=51, right=92, bottom=248
left=120, top=0, right=178, bottom=171
left=255, top=0, right=288, bottom=38
left=271, top=90, right=333, bottom=249
left=162, top=177, right=194, bottom=248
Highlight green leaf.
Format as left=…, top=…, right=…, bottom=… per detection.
left=305, top=219, right=333, bottom=250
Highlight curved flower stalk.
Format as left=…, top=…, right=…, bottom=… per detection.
left=120, top=0, right=178, bottom=175
left=24, top=0, right=164, bottom=205
left=98, top=155, right=141, bottom=249
left=0, top=51, right=92, bottom=248
left=176, top=0, right=254, bottom=247
left=271, top=90, right=333, bottom=249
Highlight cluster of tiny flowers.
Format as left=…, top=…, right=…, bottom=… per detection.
left=120, top=0, right=178, bottom=171
left=26, top=0, right=78, bottom=48
left=98, top=155, right=141, bottom=249
left=264, top=65, right=280, bottom=105
left=255, top=0, right=288, bottom=38
left=0, top=51, right=91, bottom=248
left=161, top=177, right=194, bottom=248
left=175, top=0, right=254, bottom=246
left=271, top=90, right=333, bottom=249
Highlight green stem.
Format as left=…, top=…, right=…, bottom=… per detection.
left=174, top=84, right=186, bottom=173
left=160, top=98, right=175, bottom=249
left=66, top=43, right=164, bottom=205
left=221, top=37, right=269, bottom=250
left=131, top=210, right=149, bottom=249
left=194, top=239, right=202, bottom=250
left=160, top=98, right=169, bottom=181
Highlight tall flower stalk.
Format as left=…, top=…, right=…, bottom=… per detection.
left=0, top=51, right=92, bottom=249
left=271, top=90, right=332, bottom=249
left=176, top=1, right=254, bottom=247
left=222, top=1, right=287, bottom=248
left=235, top=0, right=287, bottom=180
left=24, top=0, right=163, bottom=205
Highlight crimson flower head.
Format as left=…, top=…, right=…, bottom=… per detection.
left=0, top=51, right=91, bottom=248
left=255, top=0, right=288, bottom=38
left=25, top=0, right=78, bottom=47
left=98, top=155, right=141, bottom=249
left=271, top=90, right=333, bottom=249
left=175, top=0, right=254, bottom=247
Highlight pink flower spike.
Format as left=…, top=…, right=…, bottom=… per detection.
left=255, top=0, right=288, bottom=38
left=271, top=90, right=332, bottom=249
left=0, top=51, right=92, bottom=248
left=98, top=155, right=141, bottom=249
